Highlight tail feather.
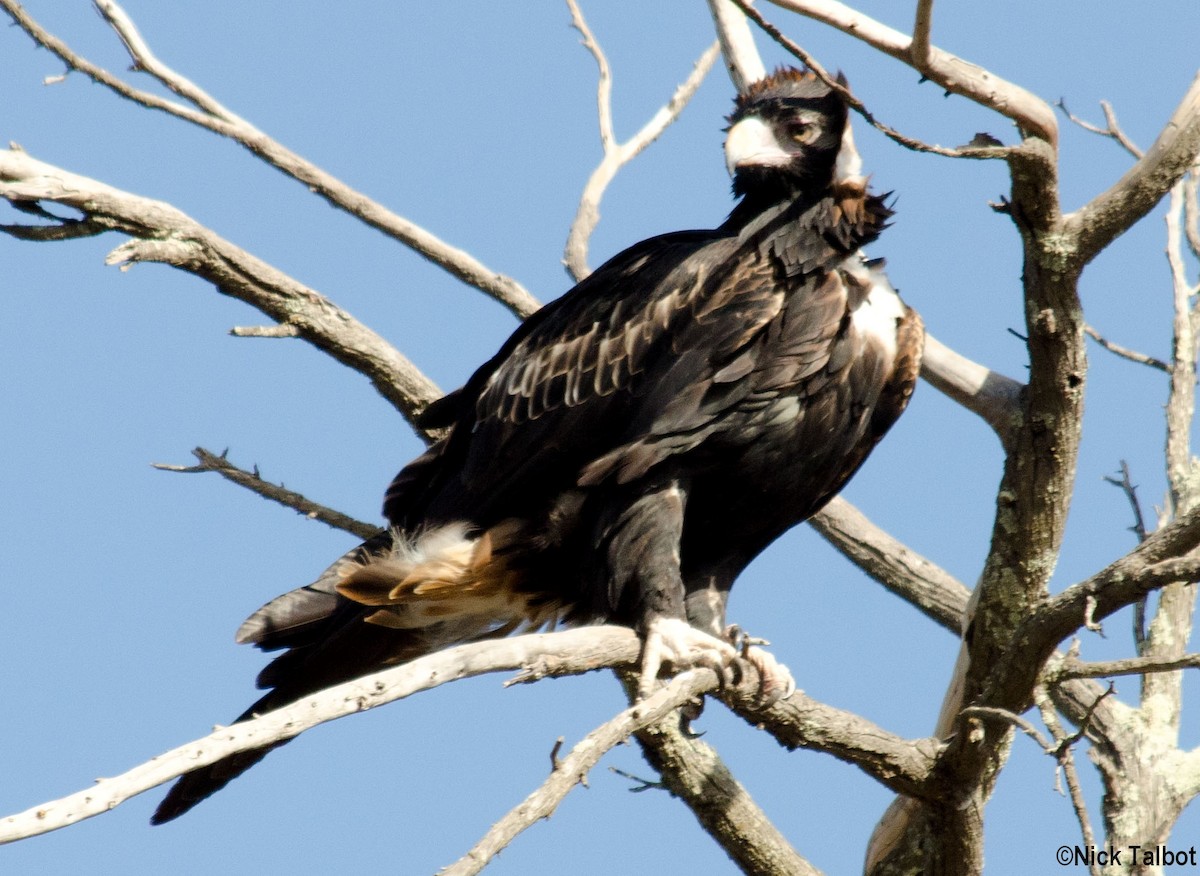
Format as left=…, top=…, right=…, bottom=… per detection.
left=153, top=519, right=563, bottom=824
left=150, top=698, right=284, bottom=825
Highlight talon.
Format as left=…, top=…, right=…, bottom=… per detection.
left=723, top=623, right=769, bottom=655
left=639, top=617, right=738, bottom=699
left=743, top=645, right=796, bottom=706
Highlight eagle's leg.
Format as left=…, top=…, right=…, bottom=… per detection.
left=602, top=480, right=738, bottom=699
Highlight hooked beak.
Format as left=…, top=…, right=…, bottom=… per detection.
left=724, top=116, right=790, bottom=176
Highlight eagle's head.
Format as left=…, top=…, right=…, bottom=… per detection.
left=724, top=68, right=862, bottom=200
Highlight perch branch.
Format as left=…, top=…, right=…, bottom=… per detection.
left=0, top=628, right=639, bottom=845
left=0, top=626, right=939, bottom=845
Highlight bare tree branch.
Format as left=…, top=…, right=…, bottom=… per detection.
left=1057, top=98, right=1144, bottom=160
left=718, top=675, right=942, bottom=801
left=153, top=447, right=381, bottom=540
left=1085, top=324, right=1170, bottom=372
left=732, top=0, right=1014, bottom=160
left=0, top=625, right=940, bottom=846
left=1070, top=71, right=1200, bottom=265
left=809, top=496, right=970, bottom=634
left=1046, top=652, right=1200, bottom=682
left=763, top=0, right=1059, bottom=145
left=625, top=675, right=822, bottom=876
left=1034, top=688, right=1101, bottom=872
left=957, top=705, right=1051, bottom=752
left=911, top=0, right=934, bottom=70
left=707, top=0, right=767, bottom=92
left=563, top=0, right=719, bottom=280
left=1186, top=165, right=1200, bottom=263
left=988, top=506, right=1200, bottom=706
left=1136, top=170, right=1200, bottom=754
left=0, top=0, right=541, bottom=319
left=0, top=146, right=442, bottom=432
left=0, top=627, right=640, bottom=845
left=443, top=668, right=721, bottom=876
left=1104, top=461, right=1151, bottom=544
left=919, top=334, right=1024, bottom=450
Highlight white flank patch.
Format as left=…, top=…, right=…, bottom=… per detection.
left=844, top=256, right=904, bottom=361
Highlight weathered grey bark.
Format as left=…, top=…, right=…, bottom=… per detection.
left=3, top=3, right=1200, bottom=875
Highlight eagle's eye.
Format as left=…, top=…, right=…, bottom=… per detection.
left=784, top=119, right=813, bottom=144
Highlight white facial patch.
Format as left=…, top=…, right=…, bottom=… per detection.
left=724, top=116, right=791, bottom=176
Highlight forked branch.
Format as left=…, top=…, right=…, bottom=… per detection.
left=564, top=0, right=719, bottom=280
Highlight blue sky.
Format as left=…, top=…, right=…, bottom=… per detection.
left=2, top=2, right=1199, bottom=874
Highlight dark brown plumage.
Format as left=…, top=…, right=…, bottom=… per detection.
left=152, top=67, right=923, bottom=825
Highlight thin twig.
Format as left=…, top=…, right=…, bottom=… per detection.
left=1052, top=683, right=1115, bottom=754
left=153, top=447, right=381, bottom=540
left=608, top=766, right=665, bottom=793
left=957, top=705, right=1051, bottom=751
left=567, top=0, right=616, bottom=152
left=1035, top=689, right=1100, bottom=873
left=1069, top=70, right=1200, bottom=265
left=1103, top=461, right=1150, bottom=543
left=1056, top=98, right=1144, bottom=159
left=1084, top=324, right=1169, bottom=372
left=1102, top=461, right=1151, bottom=652
left=1045, top=652, right=1200, bottom=682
